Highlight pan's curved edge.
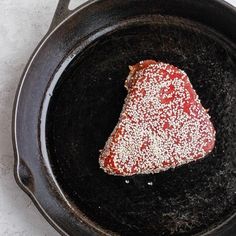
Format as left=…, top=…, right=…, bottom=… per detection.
left=12, top=0, right=101, bottom=235
left=219, top=0, right=236, bottom=9
left=12, top=0, right=236, bottom=235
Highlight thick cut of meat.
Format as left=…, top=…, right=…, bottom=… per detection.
left=99, top=60, right=216, bottom=176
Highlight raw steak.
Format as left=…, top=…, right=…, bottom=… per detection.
left=99, top=60, right=216, bottom=176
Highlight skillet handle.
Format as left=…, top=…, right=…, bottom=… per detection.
left=49, top=0, right=72, bottom=32
left=15, top=159, right=34, bottom=193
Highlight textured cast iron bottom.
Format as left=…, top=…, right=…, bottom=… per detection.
left=46, top=17, right=236, bottom=235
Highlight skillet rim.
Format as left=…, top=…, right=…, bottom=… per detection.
left=12, top=0, right=236, bottom=235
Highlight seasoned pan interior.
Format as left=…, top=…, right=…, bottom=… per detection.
left=46, top=16, right=236, bottom=235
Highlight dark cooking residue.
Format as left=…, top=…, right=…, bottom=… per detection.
left=46, top=17, right=236, bottom=236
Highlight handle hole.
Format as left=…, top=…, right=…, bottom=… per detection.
left=68, top=0, right=89, bottom=10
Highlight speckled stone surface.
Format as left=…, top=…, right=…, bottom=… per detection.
left=0, top=0, right=235, bottom=235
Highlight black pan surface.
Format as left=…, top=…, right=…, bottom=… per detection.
left=13, top=0, right=236, bottom=235
left=46, top=16, right=236, bottom=235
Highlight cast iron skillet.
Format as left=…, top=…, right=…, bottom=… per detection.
left=13, top=0, right=236, bottom=235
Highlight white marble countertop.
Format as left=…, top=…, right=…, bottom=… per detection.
left=0, top=0, right=235, bottom=235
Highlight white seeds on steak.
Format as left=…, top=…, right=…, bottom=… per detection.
left=99, top=61, right=216, bottom=176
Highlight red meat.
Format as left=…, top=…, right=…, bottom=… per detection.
left=99, top=60, right=216, bottom=176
